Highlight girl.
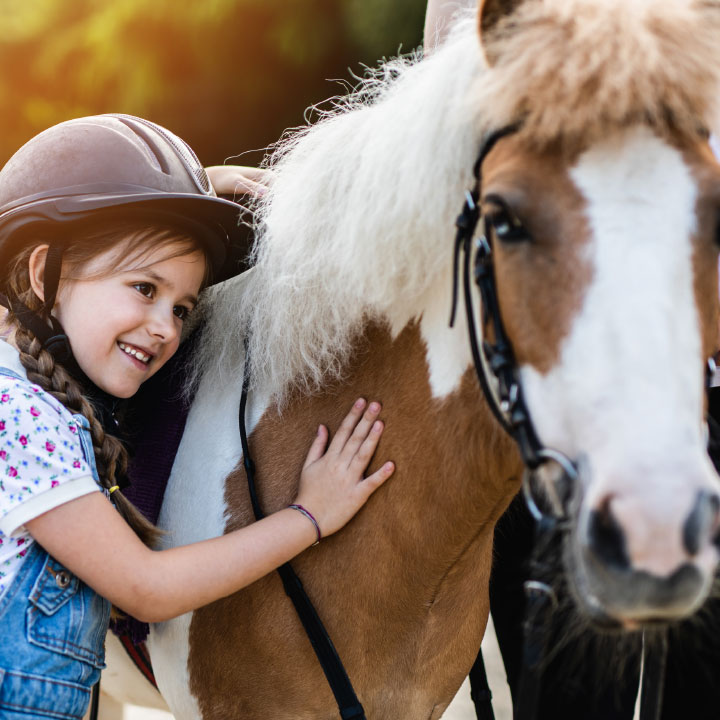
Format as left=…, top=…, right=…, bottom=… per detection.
left=0, top=114, right=394, bottom=720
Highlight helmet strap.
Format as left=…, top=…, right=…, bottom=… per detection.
left=43, top=241, right=65, bottom=313
left=0, top=291, right=75, bottom=369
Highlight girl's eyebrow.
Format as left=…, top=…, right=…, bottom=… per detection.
left=131, top=268, right=199, bottom=307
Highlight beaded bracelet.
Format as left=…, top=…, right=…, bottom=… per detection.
left=288, top=504, right=322, bottom=546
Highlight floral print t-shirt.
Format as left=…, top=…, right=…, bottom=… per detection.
left=0, top=340, right=98, bottom=598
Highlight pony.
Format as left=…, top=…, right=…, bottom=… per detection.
left=105, top=0, right=720, bottom=717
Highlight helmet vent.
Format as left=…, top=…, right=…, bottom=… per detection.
left=114, top=117, right=165, bottom=173
left=107, top=114, right=212, bottom=195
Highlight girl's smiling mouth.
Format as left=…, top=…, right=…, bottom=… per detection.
left=117, top=341, right=153, bottom=366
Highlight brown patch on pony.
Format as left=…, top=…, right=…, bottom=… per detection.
left=187, top=321, right=521, bottom=718
left=476, top=0, right=720, bottom=152
left=684, top=137, right=720, bottom=369
left=479, top=0, right=525, bottom=41
left=480, top=134, right=592, bottom=374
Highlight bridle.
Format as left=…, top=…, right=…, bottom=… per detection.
left=234, top=125, right=674, bottom=720
left=452, top=125, right=670, bottom=720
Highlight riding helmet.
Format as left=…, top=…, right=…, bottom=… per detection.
left=0, top=113, right=251, bottom=287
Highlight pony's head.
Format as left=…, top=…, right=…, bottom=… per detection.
left=476, top=0, right=720, bottom=625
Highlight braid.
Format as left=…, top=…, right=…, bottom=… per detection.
left=1, top=226, right=205, bottom=548
left=13, top=316, right=161, bottom=547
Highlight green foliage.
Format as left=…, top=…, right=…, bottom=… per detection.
left=0, top=0, right=426, bottom=167
left=343, top=0, right=426, bottom=62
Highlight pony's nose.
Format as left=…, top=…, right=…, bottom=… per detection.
left=588, top=489, right=720, bottom=571
left=683, top=490, right=720, bottom=556
left=587, top=497, right=630, bottom=570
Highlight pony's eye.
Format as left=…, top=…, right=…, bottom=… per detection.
left=486, top=206, right=531, bottom=243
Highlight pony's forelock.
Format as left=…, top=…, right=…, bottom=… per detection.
left=479, top=0, right=720, bottom=149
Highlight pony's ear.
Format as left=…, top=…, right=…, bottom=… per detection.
left=478, top=0, right=526, bottom=65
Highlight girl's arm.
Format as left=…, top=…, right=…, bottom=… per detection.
left=205, top=165, right=273, bottom=197
left=27, top=399, right=394, bottom=623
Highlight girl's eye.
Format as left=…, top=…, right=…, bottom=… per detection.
left=133, top=282, right=155, bottom=298
left=173, top=306, right=191, bottom=321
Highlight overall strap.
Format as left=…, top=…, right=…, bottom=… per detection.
left=238, top=345, right=366, bottom=720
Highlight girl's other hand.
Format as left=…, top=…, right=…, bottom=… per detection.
left=205, top=165, right=273, bottom=198
left=294, top=399, right=394, bottom=537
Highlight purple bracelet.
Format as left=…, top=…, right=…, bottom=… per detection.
left=288, top=504, right=322, bottom=546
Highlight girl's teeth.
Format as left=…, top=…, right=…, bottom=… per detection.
left=119, top=343, right=150, bottom=364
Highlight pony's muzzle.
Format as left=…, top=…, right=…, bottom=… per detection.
left=683, top=490, right=720, bottom=556
left=574, top=488, right=720, bottom=624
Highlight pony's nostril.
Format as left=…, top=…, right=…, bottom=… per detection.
left=683, top=490, right=720, bottom=556
left=587, top=497, right=630, bottom=570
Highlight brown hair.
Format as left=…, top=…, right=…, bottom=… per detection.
left=4, top=223, right=210, bottom=546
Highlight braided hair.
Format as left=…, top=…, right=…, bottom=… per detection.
left=3, top=225, right=209, bottom=547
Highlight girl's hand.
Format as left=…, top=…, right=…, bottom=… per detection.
left=205, top=165, right=273, bottom=198
left=294, top=399, right=394, bottom=537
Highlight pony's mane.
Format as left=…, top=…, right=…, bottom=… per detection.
left=193, top=13, right=484, bottom=400
left=479, top=0, right=720, bottom=149
left=193, top=1, right=720, bottom=402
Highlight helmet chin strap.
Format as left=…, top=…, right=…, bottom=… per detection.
left=0, top=240, right=77, bottom=372
left=42, top=241, right=65, bottom=313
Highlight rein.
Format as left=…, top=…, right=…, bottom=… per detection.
left=452, top=127, right=668, bottom=720
left=238, top=344, right=366, bottom=720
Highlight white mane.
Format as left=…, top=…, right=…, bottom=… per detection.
left=193, top=12, right=485, bottom=401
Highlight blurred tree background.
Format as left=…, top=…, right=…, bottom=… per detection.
left=0, top=0, right=427, bottom=167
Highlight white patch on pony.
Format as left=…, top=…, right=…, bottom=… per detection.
left=147, top=355, right=271, bottom=719
left=521, top=126, right=718, bottom=575
left=417, top=274, right=474, bottom=399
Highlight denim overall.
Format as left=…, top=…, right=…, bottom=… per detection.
left=0, top=367, right=111, bottom=720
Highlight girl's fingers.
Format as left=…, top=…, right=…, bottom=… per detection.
left=223, top=165, right=274, bottom=184
left=302, top=425, right=328, bottom=470
left=205, top=165, right=273, bottom=196
left=327, top=399, right=367, bottom=454
left=339, top=402, right=382, bottom=461
left=360, top=462, right=395, bottom=497
left=348, top=418, right=384, bottom=469
left=232, top=177, right=267, bottom=197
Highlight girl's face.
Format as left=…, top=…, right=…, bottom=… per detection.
left=52, top=241, right=206, bottom=398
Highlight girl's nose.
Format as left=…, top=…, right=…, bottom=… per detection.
left=148, top=306, right=179, bottom=343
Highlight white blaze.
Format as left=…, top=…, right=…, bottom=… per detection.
left=521, top=126, right=718, bottom=575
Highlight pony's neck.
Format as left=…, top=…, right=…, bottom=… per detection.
left=234, top=313, right=521, bottom=581
left=216, top=315, right=521, bottom=713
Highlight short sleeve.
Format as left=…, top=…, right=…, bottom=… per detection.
left=0, top=375, right=98, bottom=536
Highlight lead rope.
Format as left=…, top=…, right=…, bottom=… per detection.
left=238, top=342, right=366, bottom=720
left=452, top=128, right=668, bottom=720
left=639, top=630, right=668, bottom=720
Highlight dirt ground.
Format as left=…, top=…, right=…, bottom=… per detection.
left=442, top=618, right=512, bottom=720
